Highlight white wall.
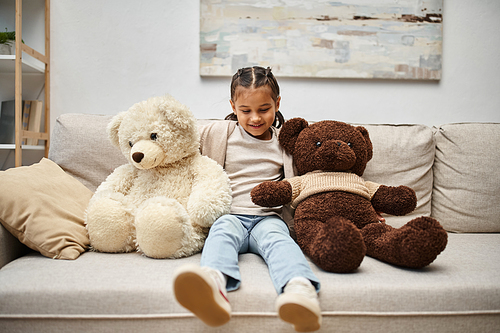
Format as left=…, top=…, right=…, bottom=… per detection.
left=50, top=0, right=500, bottom=128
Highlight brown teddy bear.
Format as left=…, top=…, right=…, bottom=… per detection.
left=251, top=118, right=447, bottom=273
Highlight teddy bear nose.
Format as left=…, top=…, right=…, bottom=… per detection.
left=132, top=152, right=144, bottom=163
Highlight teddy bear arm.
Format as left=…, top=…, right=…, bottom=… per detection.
left=371, top=185, right=417, bottom=216
left=251, top=180, right=293, bottom=207
left=186, top=157, right=232, bottom=228
left=85, top=164, right=138, bottom=253
left=92, top=164, right=136, bottom=200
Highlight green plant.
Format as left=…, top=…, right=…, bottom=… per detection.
left=0, top=28, right=18, bottom=45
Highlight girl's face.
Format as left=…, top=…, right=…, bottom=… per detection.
left=230, top=86, right=281, bottom=140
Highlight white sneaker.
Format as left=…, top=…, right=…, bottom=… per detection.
left=276, top=277, right=322, bottom=332
left=173, top=264, right=231, bottom=327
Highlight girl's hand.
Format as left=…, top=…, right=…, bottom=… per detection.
left=376, top=212, right=385, bottom=222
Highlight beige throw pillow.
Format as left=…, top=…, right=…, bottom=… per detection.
left=0, top=158, right=93, bottom=259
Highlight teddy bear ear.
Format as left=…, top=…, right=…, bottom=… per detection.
left=107, top=112, right=126, bottom=147
left=356, top=126, right=373, bottom=161
left=278, top=118, right=309, bottom=155
left=158, top=95, right=196, bottom=130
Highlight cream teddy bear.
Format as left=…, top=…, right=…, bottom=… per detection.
left=85, top=95, right=231, bottom=258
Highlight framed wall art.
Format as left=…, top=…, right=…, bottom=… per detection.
left=200, top=0, right=443, bottom=79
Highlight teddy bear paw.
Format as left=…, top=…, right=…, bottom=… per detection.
left=299, top=216, right=366, bottom=273
left=397, top=217, right=448, bottom=268
left=250, top=181, right=292, bottom=207
left=86, top=197, right=135, bottom=253
left=135, top=197, right=192, bottom=259
left=362, top=217, right=448, bottom=268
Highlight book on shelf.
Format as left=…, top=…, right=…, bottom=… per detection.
left=0, top=100, right=15, bottom=144
left=0, top=99, right=43, bottom=145
left=21, top=100, right=31, bottom=145
left=26, top=100, right=43, bottom=145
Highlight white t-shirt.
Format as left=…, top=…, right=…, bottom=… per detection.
left=225, top=124, right=284, bottom=216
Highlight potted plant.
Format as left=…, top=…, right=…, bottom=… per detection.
left=0, top=29, right=17, bottom=55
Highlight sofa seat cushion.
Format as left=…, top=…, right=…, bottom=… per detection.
left=1, top=233, right=499, bottom=332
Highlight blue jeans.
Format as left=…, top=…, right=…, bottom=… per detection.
left=200, top=214, right=320, bottom=294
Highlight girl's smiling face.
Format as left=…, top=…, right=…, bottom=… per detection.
left=230, top=86, right=281, bottom=140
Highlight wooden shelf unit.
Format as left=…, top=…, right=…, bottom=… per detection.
left=0, top=54, right=45, bottom=73
left=10, top=0, right=50, bottom=167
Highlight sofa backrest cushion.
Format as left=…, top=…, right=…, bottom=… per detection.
left=49, top=114, right=127, bottom=193
left=361, top=124, right=435, bottom=228
left=432, top=123, right=500, bottom=233
left=49, top=115, right=436, bottom=230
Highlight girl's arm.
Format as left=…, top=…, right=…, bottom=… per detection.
left=198, top=120, right=236, bottom=168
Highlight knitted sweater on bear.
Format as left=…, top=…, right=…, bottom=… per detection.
left=286, top=171, right=381, bottom=209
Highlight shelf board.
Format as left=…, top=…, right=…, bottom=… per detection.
left=0, top=55, right=45, bottom=74
left=0, top=144, right=45, bottom=150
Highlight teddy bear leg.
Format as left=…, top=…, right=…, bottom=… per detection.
left=86, top=197, right=136, bottom=253
left=295, top=216, right=366, bottom=273
left=135, top=197, right=197, bottom=259
left=361, top=217, right=448, bottom=268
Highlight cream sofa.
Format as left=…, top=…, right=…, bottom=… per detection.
left=0, top=114, right=499, bottom=333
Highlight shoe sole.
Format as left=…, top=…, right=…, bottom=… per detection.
left=173, top=265, right=231, bottom=327
left=277, top=294, right=321, bottom=332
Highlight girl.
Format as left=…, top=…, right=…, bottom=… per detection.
left=173, top=66, right=321, bottom=332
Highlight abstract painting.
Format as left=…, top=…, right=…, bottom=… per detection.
left=200, top=0, right=443, bottom=79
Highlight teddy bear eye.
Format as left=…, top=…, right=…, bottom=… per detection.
left=316, top=142, right=322, bottom=147
left=129, top=141, right=133, bottom=147
left=347, top=142, right=352, bottom=147
left=150, top=133, right=158, bottom=141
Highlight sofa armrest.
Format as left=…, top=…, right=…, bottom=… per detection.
left=0, top=223, right=29, bottom=269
